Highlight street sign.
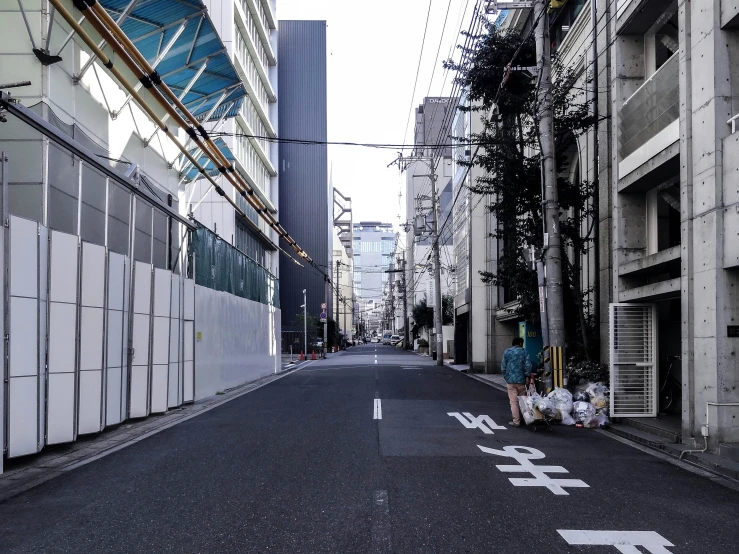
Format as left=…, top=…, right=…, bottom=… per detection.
left=320, top=311, right=327, bottom=322
left=321, top=302, right=327, bottom=310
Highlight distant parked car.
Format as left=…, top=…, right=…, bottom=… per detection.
left=389, top=335, right=401, bottom=346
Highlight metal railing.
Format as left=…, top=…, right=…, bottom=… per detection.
left=619, top=53, right=679, bottom=159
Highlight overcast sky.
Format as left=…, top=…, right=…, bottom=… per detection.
left=277, top=0, right=478, bottom=231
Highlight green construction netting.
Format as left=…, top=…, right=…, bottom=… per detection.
left=191, top=226, right=279, bottom=308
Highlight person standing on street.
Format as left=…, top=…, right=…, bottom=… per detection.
left=501, top=337, right=532, bottom=427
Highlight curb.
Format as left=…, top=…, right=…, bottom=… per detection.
left=0, top=366, right=301, bottom=502
left=464, top=372, right=508, bottom=393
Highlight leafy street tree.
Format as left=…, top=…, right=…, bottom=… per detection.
left=445, top=21, right=598, bottom=360
left=411, top=295, right=454, bottom=339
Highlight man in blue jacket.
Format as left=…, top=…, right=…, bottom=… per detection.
left=501, top=337, right=532, bottom=426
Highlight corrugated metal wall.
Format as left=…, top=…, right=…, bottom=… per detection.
left=277, top=21, right=329, bottom=331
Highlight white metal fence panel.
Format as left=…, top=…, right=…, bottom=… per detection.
left=183, top=278, right=195, bottom=402
left=6, top=216, right=44, bottom=457
left=609, top=303, right=658, bottom=417
left=151, top=268, right=171, bottom=414
left=105, top=252, right=128, bottom=426
left=47, top=230, right=79, bottom=445
left=168, top=274, right=183, bottom=408
left=130, top=262, right=152, bottom=418
left=78, top=242, right=106, bottom=435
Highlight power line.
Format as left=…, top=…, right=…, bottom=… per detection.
left=401, top=0, right=435, bottom=146
left=208, top=131, right=494, bottom=150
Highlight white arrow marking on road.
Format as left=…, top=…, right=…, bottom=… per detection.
left=478, top=445, right=589, bottom=495
left=448, top=412, right=506, bottom=434
left=557, top=531, right=674, bottom=553
left=374, top=399, right=382, bottom=419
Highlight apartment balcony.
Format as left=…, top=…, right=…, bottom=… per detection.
left=619, top=53, right=679, bottom=170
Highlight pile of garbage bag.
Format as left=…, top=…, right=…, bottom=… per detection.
left=517, top=382, right=611, bottom=428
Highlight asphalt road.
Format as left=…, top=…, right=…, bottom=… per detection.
left=1, top=343, right=738, bottom=553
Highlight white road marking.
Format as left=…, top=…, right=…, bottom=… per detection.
left=371, top=490, right=391, bottom=552
left=478, top=445, right=589, bottom=495
left=558, top=530, right=674, bottom=553
left=373, top=399, right=382, bottom=419
left=448, top=412, right=506, bottom=434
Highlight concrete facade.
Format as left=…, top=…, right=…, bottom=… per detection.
left=597, top=0, right=739, bottom=446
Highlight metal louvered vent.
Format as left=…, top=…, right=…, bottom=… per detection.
left=609, top=303, right=657, bottom=417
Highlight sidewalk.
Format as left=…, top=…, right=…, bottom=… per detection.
left=0, top=366, right=299, bottom=502
left=458, top=364, right=739, bottom=484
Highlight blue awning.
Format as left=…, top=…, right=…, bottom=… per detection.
left=182, top=137, right=235, bottom=181
left=99, top=0, right=245, bottom=121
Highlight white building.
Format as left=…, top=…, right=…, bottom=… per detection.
left=405, top=97, right=456, bottom=356
left=0, top=0, right=289, bottom=472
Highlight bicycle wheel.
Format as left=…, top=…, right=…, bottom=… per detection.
left=660, top=384, right=673, bottom=412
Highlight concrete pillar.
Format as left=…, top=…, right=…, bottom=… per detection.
left=597, top=0, right=614, bottom=364
left=686, top=0, right=739, bottom=445
left=678, top=0, right=697, bottom=442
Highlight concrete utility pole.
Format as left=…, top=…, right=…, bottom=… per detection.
left=335, top=260, right=341, bottom=343
left=401, top=255, right=410, bottom=350
left=429, top=170, right=444, bottom=366
left=389, top=275, right=395, bottom=333
left=534, top=0, right=566, bottom=358
left=391, top=153, right=445, bottom=365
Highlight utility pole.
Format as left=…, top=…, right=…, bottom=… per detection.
left=429, top=170, right=444, bottom=366
left=391, top=152, right=444, bottom=365
left=389, top=275, right=395, bottom=333
left=335, top=260, right=341, bottom=345
left=401, top=255, right=409, bottom=350
left=302, top=289, right=307, bottom=356
left=534, top=0, right=566, bottom=360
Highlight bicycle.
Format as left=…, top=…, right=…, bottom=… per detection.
left=659, top=355, right=681, bottom=413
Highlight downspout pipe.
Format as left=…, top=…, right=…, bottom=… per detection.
left=679, top=402, right=739, bottom=459
left=591, top=0, right=600, bottom=360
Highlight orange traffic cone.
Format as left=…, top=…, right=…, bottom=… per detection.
left=299, top=350, right=305, bottom=361
left=311, top=350, right=317, bottom=360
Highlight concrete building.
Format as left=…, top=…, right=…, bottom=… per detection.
left=404, top=97, right=457, bottom=354
left=0, top=0, right=288, bottom=472
left=596, top=0, right=739, bottom=446
left=474, top=0, right=739, bottom=449
left=353, top=222, right=395, bottom=335
left=277, top=20, right=329, bottom=332
left=461, top=1, right=598, bottom=372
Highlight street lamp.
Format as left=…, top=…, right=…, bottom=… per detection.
left=301, top=289, right=307, bottom=356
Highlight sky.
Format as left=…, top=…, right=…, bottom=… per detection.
left=277, top=0, right=480, bottom=231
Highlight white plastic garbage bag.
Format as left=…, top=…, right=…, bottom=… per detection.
left=586, top=382, right=609, bottom=411
left=573, top=400, right=596, bottom=425
left=560, top=411, right=576, bottom=425
left=534, top=396, right=558, bottom=419
left=518, top=395, right=536, bottom=425
left=547, top=387, right=574, bottom=416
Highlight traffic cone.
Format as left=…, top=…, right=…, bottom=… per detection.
left=311, top=350, right=316, bottom=360
left=299, top=350, right=305, bottom=361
